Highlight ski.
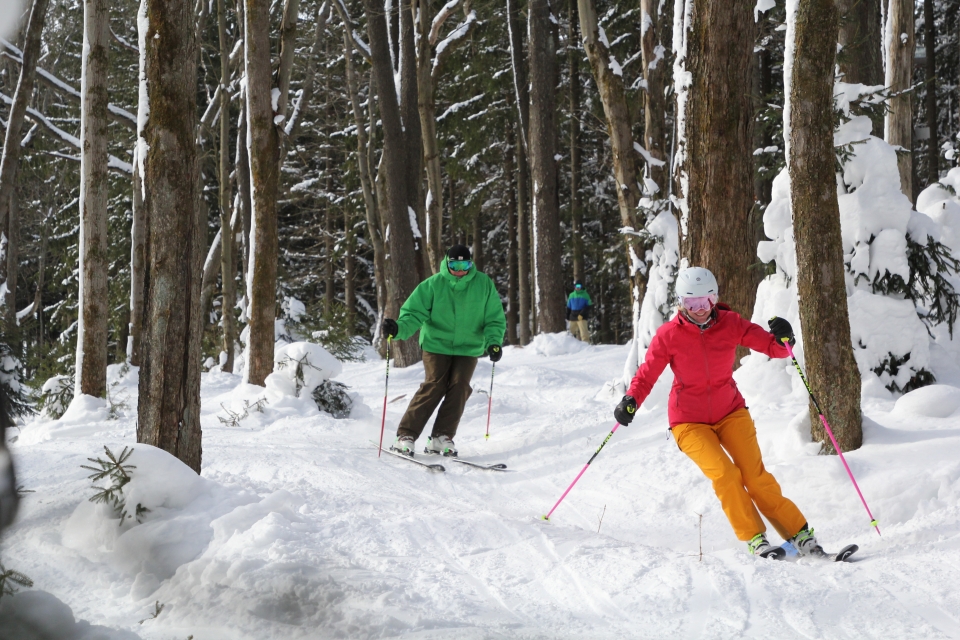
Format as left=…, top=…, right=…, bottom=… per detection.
left=831, top=544, right=858, bottom=562
left=373, top=442, right=446, bottom=472
left=450, top=458, right=508, bottom=471
left=779, top=542, right=858, bottom=562
left=760, top=547, right=787, bottom=561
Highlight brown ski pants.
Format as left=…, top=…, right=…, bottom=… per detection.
left=397, top=351, right=478, bottom=441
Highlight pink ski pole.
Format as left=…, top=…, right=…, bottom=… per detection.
left=542, top=423, right=621, bottom=521
left=783, top=339, right=881, bottom=536
left=484, top=363, right=495, bottom=440
left=377, top=337, right=393, bottom=457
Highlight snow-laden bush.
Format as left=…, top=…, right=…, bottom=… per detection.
left=528, top=332, right=589, bottom=357
left=267, top=342, right=352, bottom=417
left=745, top=82, right=960, bottom=395
left=37, top=375, right=73, bottom=420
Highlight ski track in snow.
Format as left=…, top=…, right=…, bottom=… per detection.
left=3, top=340, right=960, bottom=639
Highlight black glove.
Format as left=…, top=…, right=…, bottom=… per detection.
left=767, top=316, right=795, bottom=346
left=614, top=395, right=637, bottom=426
left=488, top=345, right=503, bottom=362
left=382, top=318, right=398, bottom=339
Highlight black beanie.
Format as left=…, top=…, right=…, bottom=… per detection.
left=447, top=245, right=472, bottom=261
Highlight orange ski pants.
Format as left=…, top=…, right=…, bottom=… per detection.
left=671, top=408, right=807, bottom=541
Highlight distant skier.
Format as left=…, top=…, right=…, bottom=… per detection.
left=613, top=266, right=825, bottom=559
left=565, top=280, right=593, bottom=343
left=382, top=245, right=506, bottom=458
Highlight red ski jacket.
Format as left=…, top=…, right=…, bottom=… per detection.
left=626, top=305, right=789, bottom=427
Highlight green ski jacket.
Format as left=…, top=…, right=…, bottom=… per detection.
left=396, top=257, right=506, bottom=357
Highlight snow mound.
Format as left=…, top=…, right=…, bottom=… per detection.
left=0, top=590, right=141, bottom=640
left=266, top=341, right=342, bottom=398
left=528, top=332, right=589, bottom=356
left=892, top=384, right=960, bottom=419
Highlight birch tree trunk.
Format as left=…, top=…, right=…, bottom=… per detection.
left=364, top=0, right=423, bottom=367
left=0, top=0, right=50, bottom=266
left=791, top=0, right=862, bottom=452
left=75, top=0, right=110, bottom=399
left=885, top=0, right=914, bottom=200
left=528, top=0, right=565, bottom=334
left=676, top=0, right=756, bottom=324
left=243, top=0, right=281, bottom=386
left=218, top=0, right=236, bottom=372
left=136, top=0, right=204, bottom=473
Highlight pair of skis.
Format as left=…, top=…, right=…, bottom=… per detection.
left=763, top=543, right=859, bottom=563
left=374, top=442, right=508, bottom=473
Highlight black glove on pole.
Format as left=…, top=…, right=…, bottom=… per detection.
left=767, top=316, right=795, bottom=346
left=382, top=318, right=398, bottom=339
left=488, top=345, right=503, bottom=362
left=614, top=395, right=637, bottom=425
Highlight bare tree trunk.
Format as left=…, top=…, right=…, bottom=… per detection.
left=235, top=103, right=252, bottom=293
left=528, top=0, right=564, bottom=334
left=885, top=0, right=914, bottom=200
left=640, top=0, right=668, bottom=191
left=568, top=0, right=583, bottom=283
left=136, top=0, right=204, bottom=473
left=75, top=0, right=110, bottom=398
left=324, top=38, right=336, bottom=320
left=417, top=0, right=443, bottom=272
left=505, top=125, right=519, bottom=345
left=4, top=194, right=18, bottom=329
left=344, top=207, right=356, bottom=333
left=677, top=0, right=756, bottom=325
left=471, top=210, right=483, bottom=272
left=923, top=0, right=938, bottom=186
left=578, top=0, right=649, bottom=326
left=791, top=0, right=862, bottom=452
left=218, top=0, right=236, bottom=373
left=0, top=0, right=49, bottom=242
left=508, top=0, right=532, bottom=344
left=341, top=26, right=387, bottom=328
left=129, top=156, right=146, bottom=366
left=838, top=0, right=882, bottom=134
left=364, top=0, right=422, bottom=367
left=400, top=0, right=427, bottom=280
left=243, top=0, right=281, bottom=386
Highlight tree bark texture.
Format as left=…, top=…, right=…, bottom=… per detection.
left=837, top=0, right=882, bottom=135
left=528, top=0, right=565, bottom=334
left=568, top=0, right=583, bottom=283
left=218, top=0, right=236, bottom=373
left=136, top=0, right=204, bottom=473
left=3, top=194, right=18, bottom=330
left=417, top=0, right=443, bottom=273
left=923, top=0, right=938, bottom=186
left=75, top=0, right=110, bottom=399
left=640, top=0, right=668, bottom=191
left=400, top=0, right=427, bottom=280
left=364, top=0, right=422, bottom=367
left=884, top=0, right=914, bottom=200
left=243, top=0, right=281, bottom=386
left=790, top=0, right=863, bottom=452
left=0, top=0, right=50, bottom=239
left=507, top=0, right=531, bottom=344
left=129, top=156, right=146, bottom=366
left=678, top=0, right=757, bottom=324
left=505, top=125, right=519, bottom=345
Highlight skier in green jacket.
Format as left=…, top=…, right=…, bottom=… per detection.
left=382, top=245, right=506, bottom=457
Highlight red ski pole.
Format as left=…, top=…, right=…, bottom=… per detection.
left=377, top=336, right=393, bottom=457
left=484, top=363, right=495, bottom=440
left=542, top=423, right=621, bottom=520
left=783, top=339, right=881, bottom=536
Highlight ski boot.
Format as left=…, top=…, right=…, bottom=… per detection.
left=748, top=532, right=785, bottom=560
left=390, top=436, right=416, bottom=458
left=424, top=435, right=458, bottom=457
left=790, top=525, right=826, bottom=558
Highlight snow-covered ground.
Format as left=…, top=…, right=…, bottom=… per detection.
left=3, top=334, right=960, bottom=639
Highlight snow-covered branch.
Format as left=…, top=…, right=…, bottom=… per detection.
left=332, top=0, right=371, bottom=63
left=432, top=11, right=476, bottom=82
left=429, top=0, right=464, bottom=45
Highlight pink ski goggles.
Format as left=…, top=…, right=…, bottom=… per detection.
left=680, top=294, right=717, bottom=312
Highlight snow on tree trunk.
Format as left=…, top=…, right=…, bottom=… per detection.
left=675, top=0, right=757, bottom=333
left=75, top=0, right=110, bottom=399
left=364, top=0, right=423, bottom=367
left=218, top=0, right=236, bottom=373
left=136, top=0, right=204, bottom=473
left=0, top=0, right=50, bottom=288
left=884, top=0, right=914, bottom=200
left=243, top=0, right=282, bottom=386
left=528, top=0, right=565, bottom=334
left=766, top=0, right=862, bottom=452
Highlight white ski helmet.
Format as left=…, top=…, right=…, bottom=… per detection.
left=675, top=267, right=718, bottom=299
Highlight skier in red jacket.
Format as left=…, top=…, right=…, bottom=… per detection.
left=614, top=266, right=824, bottom=559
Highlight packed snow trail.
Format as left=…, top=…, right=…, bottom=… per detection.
left=3, top=334, right=960, bottom=639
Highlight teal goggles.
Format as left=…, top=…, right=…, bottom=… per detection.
left=448, top=260, right=473, bottom=272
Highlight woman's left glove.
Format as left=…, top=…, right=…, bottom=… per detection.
left=488, top=345, right=503, bottom=362
left=614, top=395, right=637, bottom=426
